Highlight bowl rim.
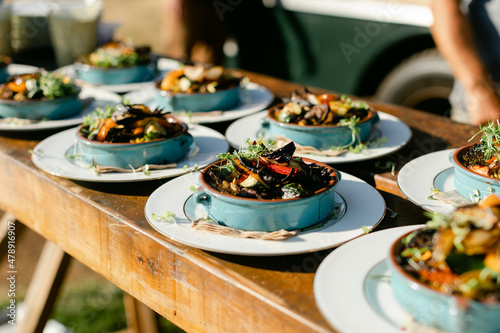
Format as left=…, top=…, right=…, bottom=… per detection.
left=0, top=86, right=81, bottom=105
left=198, top=157, right=340, bottom=203
left=74, top=60, right=157, bottom=72
left=76, top=114, right=190, bottom=147
left=452, top=143, right=500, bottom=182
left=389, top=228, right=500, bottom=306
left=266, top=100, right=377, bottom=129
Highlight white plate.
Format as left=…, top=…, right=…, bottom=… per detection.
left=55, top=57, right=181, bottom=94
left=123, top=82, right=274, bottom=124
left=314, top=225, right=424, bottom=333
left=0, top=86, right=122, bottom=131
left=225, top=111, right=412, bottom=164
left=397, top=149, right=458, bottom=215
left=31, top=125, right=229, bottom=182
left=144, top=171, right=386, bottom=256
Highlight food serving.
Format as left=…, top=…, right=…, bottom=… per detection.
left=0, top=70, right=81, bottom=120
left=389, top=195, right=500, bottom=332
left=263, top=89, right=379, bottom=150
left=76, top=103, right=193, bottom=168
left=194, top=140, right=340, bottom=231
left=451, top=121, right=500, bottom=199
left=78, top=40, right=152, bottom=68
left=76, top=40, right=157, bottom=84
left=155, top=63, right=242, bottom=111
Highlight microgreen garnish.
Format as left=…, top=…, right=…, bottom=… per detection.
left=424, top=211, right=449, bottom=229
left=428, top=186, right=441, bottom=199
left=218, top=138, right=277, bottom=162
left=387, top=207, right=398, bottom=218
left=469, top=120, right=500, bottom=160
left=152, top=211, right=176, bottom=223
left=81, top=105, right=117, bottom=139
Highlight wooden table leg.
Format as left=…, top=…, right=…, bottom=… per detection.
left=14, top=239, right=71, bottom=333
left=123, top=292, right=160, bottom=333
left=1, top=214, right=159, bottom=333
left=0, top=212, right=21, bottom=260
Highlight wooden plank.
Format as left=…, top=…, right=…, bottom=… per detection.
left=0, top=211, right=18, bottom=259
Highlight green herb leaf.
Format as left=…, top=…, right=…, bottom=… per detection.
left=152, top=211, right=176, bottom=223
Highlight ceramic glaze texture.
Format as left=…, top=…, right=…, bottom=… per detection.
left=389, top=232, right=500, bottom=333
left=155, top=85, right=241, bottom=112
left=262, top=110, right=379, bottom=150
left=76, top=62, right=158, bottom=85
left=194, top=159, right=340, bottom=232
left=76, top=125, right=193, bottom=168
left=0, top=67, right=7, bottom=83
left=451, top=145, right=500, bottom=199
left=0, top=93, right=82, bottom=120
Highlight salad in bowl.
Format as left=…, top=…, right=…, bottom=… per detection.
left=262, top=89, right=379, bottom=150
left=194, top=140, right=340, bottom=231
left=76, top=40, right=157, bottom=85
left=155, top=63, right=242, bottom=111
left=76, top=103, right=193, bottom=168
left=389, top=194, right=500, bottom=332
left=0, top=70, right=81, bottom=120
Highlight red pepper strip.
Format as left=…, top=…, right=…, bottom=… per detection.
left=239, top=172, right=251, bottom=183
left=258, top=158, right=296, bottom=176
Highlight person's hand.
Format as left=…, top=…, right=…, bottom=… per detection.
left=466, top=80, right=500, bottom=125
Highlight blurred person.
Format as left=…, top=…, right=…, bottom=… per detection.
left=160, top=0, right=228, bottom=64
left=430, top=0, right=500, bottom=125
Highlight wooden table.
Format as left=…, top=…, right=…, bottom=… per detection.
left=0, top=70, right=479, bottom=332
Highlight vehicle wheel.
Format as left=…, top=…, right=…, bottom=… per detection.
left=374, top=48, right=454, bottom=117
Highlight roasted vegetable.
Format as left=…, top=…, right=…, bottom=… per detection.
left=0, top=71, right=78, bottom=101
left=159, top=63, right=240, bottom=94
left=204, top=140, right=337, bottom=200
left=78, top=40, right=152, bottom=68
left=396, top=195, right=500, bottom=301
left=80, top=104, right=184, bottom=143
left=271, top=89, right=373, bottom=126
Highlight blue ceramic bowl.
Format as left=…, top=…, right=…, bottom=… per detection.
left=75, top=61, right=158, bottom=85
left=76, top=118, right=193, bottom=168
left=450, top=145, right=500, bottom=199
left=261, top=105, right=379, bottom=150
left=0, top=88, right=82, bottom=120
left=193, top=158, right=341, bottom=232
left=0, top=66, right=8, bottom=83
left=389, top=230, right=500, bottom=333
left=154, top=83, right=241, bottom=112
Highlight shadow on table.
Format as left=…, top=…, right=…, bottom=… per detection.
left=207, top=191, right=428, bottom=273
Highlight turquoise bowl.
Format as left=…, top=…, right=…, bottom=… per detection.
left=389, top=230, right=500, bottom=333
left=75, top=61, right=158, bottom=85
left=0, top=89, right=82, bottom=120
left=261, top=106, right=379, bottom=149
left=154, top=83, right=241, bottom=112
left=76, top=119, right=193, bottom=168
left=450, top=145, right=500, bottom=199
left=193, top=158, right=341, bottom=231
left=0, top=66, right=8, bottom=83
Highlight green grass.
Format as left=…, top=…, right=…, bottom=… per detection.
left=0, top=279, right=184, bottom=333
left=51, top=280, right=127, bottom=333
left=51, top=279, right=185, bottom=333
